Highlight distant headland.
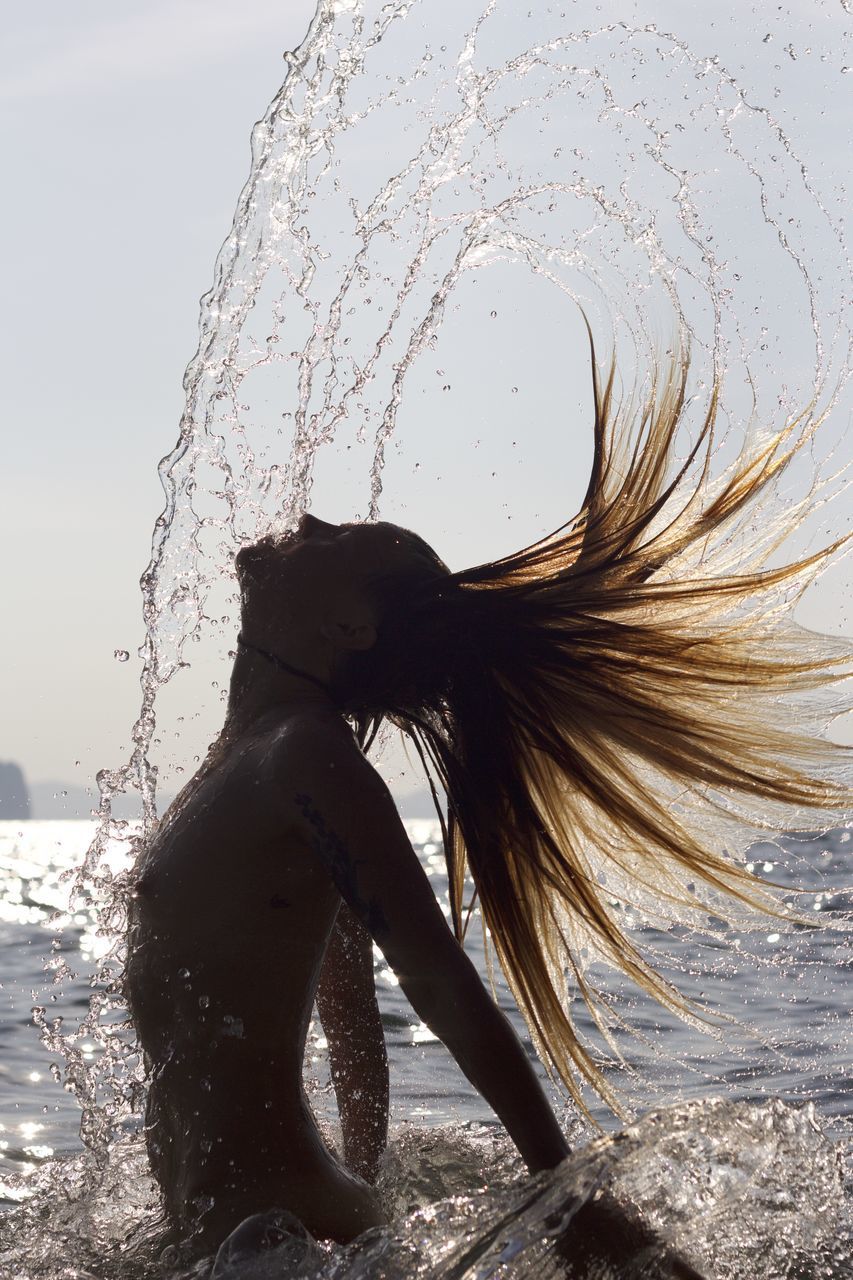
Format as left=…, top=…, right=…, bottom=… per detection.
left=0, top=763, right=141, bottom=820
left=0, top=761, right=30, bottom=819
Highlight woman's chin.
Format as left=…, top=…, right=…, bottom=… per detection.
left=235, top=534, right=297, bottom=579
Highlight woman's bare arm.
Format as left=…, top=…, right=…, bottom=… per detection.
left=285, top=724, right=570, bottom=1174
left=286, top=725, right=710, bottom=1276
left=316, top=903, right=389, bottom=1183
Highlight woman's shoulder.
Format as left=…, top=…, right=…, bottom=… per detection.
left=259, top=708, right=384, bottom=799
left=269, top=707, right=363, bottom=762
left=262, top=710, right=396, bottom=827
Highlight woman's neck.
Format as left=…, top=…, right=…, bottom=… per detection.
left=225, top=635, right=338, bottom=729
left=237, top=634, right=332, bottom=694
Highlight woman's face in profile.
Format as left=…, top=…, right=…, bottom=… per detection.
left=235, top=514, right=415, bottom=641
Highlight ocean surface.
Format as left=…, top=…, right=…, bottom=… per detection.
left=0, top=818, right=850, bottom=1279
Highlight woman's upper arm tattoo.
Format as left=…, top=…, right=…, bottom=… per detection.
left=295, top=793, right=390, bottom=940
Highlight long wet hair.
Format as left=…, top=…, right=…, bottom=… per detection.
left=336, top=338, right=853, bottom=1115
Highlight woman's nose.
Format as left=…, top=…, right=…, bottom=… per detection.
left=298, top=513, right=337, bottom=538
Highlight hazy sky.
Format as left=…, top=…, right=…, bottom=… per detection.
left=3, top=2, right=320, bottom=789
left=2, top=0, right=850, bottom=796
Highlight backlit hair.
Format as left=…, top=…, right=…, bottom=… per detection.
left=339, top=340, right=852, bottom=1116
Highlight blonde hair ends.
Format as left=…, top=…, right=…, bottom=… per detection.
left=349, top=342, right=852, bottom=1116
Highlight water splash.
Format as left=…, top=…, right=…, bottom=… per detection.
left=137, top=0, right=850, bottom=743
left=32, top=0, right=851, bottom=1258
left=135, top=0, right=850, bottom=803
left=0, top=1099, right=848, bottom=1278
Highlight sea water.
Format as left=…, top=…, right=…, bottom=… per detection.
left=0, top=820, right=849, bottom=1278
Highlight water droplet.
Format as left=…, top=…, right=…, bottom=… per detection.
left=199, top=995, right=210, bottom=1009
left=113, top=649, right=130, bottom=663
left=178, top=968, right=191, bottom=981
left=490, top=309, right=497, bottom=318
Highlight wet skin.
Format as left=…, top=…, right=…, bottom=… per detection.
left=125, top=517, right=569, bottom=1249
left=126, top=708, right=389, bottom=1246
left=126, top=707, right=569, bottom=1249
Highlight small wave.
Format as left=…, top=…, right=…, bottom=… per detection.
left=0, top=1098, right=848, bottom=1280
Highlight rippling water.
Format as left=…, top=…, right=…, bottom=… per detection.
left=0, top=820, right=850, bottom=1277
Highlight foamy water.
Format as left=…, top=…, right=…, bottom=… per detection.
left=0, top=820, right=850, bottom=1277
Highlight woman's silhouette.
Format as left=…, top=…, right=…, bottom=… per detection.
left=126, top=346, right=850, bottom=1269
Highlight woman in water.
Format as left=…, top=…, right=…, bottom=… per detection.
left=126, top=348, right=850, bottom=1266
